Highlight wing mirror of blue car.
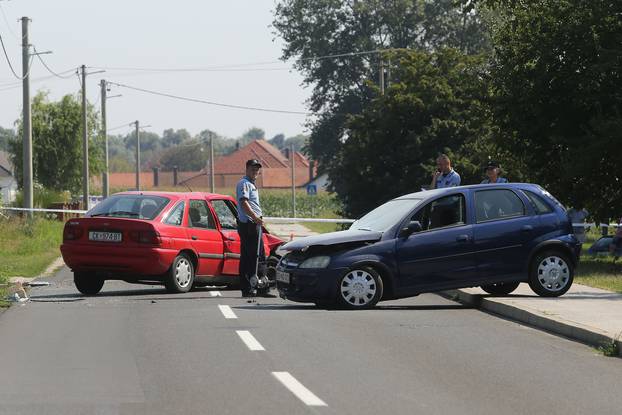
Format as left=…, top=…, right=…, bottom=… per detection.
left=399, top=221, right=422, bottom=238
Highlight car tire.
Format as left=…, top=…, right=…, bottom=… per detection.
left=480, top=282, right=520, bottom=296
left=165, top=254, right=195, bottom=293
left=337, top=266, right=384, bottom=309
left=528, top=250, right=574, bottom=297
left=74, top=272, right=104, bottom=296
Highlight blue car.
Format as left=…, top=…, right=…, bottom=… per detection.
left=276, top=184, right=581, bottom=309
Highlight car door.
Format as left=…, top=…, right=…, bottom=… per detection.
left=472, top=189, right=533, bottom=279
left=210, top=199, right=242, bottom=275
left=186, top=199, right=224, bottom=276
left=395, top=193, right=477, bottom=292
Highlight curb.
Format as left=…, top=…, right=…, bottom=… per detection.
left=439, top=289, right=622, bottom=357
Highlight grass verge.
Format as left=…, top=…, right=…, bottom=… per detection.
left=0, top=217, right=64, bottom=307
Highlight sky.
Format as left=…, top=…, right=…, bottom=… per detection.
left=0, top=0, right=311, bottom=140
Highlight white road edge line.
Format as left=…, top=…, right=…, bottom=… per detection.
left=210, top=291, right=222, bottom=297
left=272, top=372, right=327, bottom=407
left=218, top=305, right=237, bottom=319
left=236, top=330, right=265, bottom=351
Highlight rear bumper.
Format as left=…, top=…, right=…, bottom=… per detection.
left=276, top=266, right=347, bottom=303
left=61, top=243, right=177, bottom=277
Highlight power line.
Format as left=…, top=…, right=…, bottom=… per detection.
left=87, top=49, right=386, bottom=73
left=0, top=2, right=18, bottom=41
left=107, top=81, right=310, bottom=116
left=0, top=32, right=32, bottom=79
left=32, top=46, right=77, bottom=79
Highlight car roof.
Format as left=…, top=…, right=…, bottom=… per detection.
left=114, top=191, right=235, bottom=202
left=394, top=183, right=543, bottom=200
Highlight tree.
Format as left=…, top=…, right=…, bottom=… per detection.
left=0, top=126, right=15, bottom=152
left=197, top=129, right=237, bottom=156
left=487, top=0, right=622, bottom=220
left=158, top=140, right=206, bottom=171
left=273, top=0, right=491, bottom=177
left=162, top=128, right=191, bottom=148
left=9, top=91, right=103, bottom=192
left=333, top=49, right=494, bottom=217
left=269, top=133, right=285, bottom=149
left=239, top=127, right=265, bottom=146
left=284, top=134, right=308, bottom=153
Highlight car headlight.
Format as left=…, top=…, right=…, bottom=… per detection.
left=299, top=256, right=331, bottom=269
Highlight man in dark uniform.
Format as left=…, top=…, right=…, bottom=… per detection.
left=236, top=159, right=266, bottom=297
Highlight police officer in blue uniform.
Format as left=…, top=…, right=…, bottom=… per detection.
left=430, top=154, right=461, bottom=189
left=481, top=161, right=508, bottom=184
left=236, top=159, right=266, bottom=297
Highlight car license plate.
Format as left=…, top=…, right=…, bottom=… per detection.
left=276, top=270, right=290, bottom=284
left=89, top=231, right=122, bottom=242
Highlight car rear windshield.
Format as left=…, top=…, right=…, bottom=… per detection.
left=350, top=198, right=422, bottom=232
left=88, top=195, right=170, bottom=220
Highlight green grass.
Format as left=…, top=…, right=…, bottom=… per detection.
left=574, top=229, right=622, bottom=293
left=0, top=217, right=64, bottom=282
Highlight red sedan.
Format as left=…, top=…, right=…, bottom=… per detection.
left=60, top=191, right=284, bottom=295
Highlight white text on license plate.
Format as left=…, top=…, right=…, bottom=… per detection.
left=89, top=231, right=122, bottom=242
left=276, top=270, right=290, bottom=284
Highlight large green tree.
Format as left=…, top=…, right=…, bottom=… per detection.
left=273, top=0, right=491, bottom=177
left=335, top=49, right=495, bottom=217
left=486, top=0, right=622, bottom=220
left=9, top=91, right=103, bottom=192
left=0, top=126, right=15, bottom=152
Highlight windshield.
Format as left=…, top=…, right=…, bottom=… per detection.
left=88, top=195, right=170, bottom=220
left=350, top=198, right=422, bottom=232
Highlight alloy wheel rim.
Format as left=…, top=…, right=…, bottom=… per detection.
left=537, top=256, right=570, bottom=292
left=340, top=270, right=376, bottom=306
left=175, top=258, right=192, bottom=287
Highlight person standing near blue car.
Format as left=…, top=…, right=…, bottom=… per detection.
left=430, top=154, right=461, bottom=189
left=481, top=161, right=508, bottom=184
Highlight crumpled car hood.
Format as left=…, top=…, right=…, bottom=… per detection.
left=282, top=229, right=382, bottom=251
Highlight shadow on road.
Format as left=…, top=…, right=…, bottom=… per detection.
left=234, top=303, right=471, bottom=311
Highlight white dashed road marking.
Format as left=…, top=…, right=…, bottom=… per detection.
left=210, top=291, right=222, bottom=297
left=272, top=372, right=328, bottom=407
left=236, top=330, right=265, bottom=351
left=218, top=305, right=238, bottom=319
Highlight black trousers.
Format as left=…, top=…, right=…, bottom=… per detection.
left=237, top=221, right=266, bottom=294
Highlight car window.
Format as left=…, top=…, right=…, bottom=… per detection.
left=88, top=195, right=169, bottom=219
left=475, top=189, right=525, bottom=222
left=412, top=194, right=466, bottom=231
left=523, top=190, right=554, bottom=214
left=163, top=201, right=185, bottom=226
left=211, top=199, right=238, bottom=230
left=351, top=198, right=423, bottom=232
left=188, top=199, right=216, bottom=229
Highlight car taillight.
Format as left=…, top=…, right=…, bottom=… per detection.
left=63, top=224, right=84, bottom=241
left=129, top=230, right=162, bottom=245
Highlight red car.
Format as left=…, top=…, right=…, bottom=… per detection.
left=60, top=191, right=284, bottom=295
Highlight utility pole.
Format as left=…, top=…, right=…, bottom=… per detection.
left=291, top=143, right=296, bottom=218
left=100, top=79, right=108, bottom=198
left=379, top=58, right=385, bottom=95
left=209, top=135, right=215, bottom=193
left=80, top=65, right=89, bottom=209
left=21, top=17, right=33, bottom=218
left=134, top=120, right=140, bottom=190
left=386, top=57, right=391, bottom=88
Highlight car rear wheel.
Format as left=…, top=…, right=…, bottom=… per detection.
left=74, top=272, right=104, bottom=296
left=165, top=254, right=195, bottom=293
left=528, top=250, right=574, bottom=297
left=337, top=267, right=383, bottom=309
left=480, top=282, right=520, bottom=296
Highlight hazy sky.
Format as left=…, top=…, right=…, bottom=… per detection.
left=0, top=0, right=311, bottom=139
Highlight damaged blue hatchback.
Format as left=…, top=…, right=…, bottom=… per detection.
left=276, top=183, right=581, bottom=309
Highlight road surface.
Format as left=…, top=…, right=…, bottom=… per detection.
left=0, top=267, right=620, bottom=414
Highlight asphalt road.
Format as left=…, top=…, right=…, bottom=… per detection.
left=1, top=267, right=621, bottom=415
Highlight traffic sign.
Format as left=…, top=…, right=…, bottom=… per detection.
left=306, top=184, right=317, bottom=196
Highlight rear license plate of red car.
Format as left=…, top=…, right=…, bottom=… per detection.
left=89, top=231, right=122, bottom=242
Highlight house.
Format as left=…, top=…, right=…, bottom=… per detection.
left=0, top=151, right=17, bottom=204
left=102, top=139, right=318, bottom=191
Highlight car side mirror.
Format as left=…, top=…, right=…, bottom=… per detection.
left=399, top=221, right=422, bottom=238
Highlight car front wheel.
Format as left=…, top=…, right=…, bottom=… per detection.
left=74, top=272, right=104, bottom=295
left=528, top=250, right=574, bottom=297
left=337, top=267, right=383, bottom=309
left=165, top=254, right=195, bottom=293
left=481, top=282, right=520, bottom=296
